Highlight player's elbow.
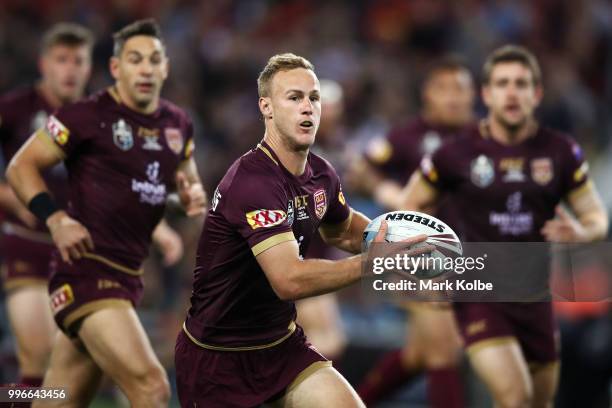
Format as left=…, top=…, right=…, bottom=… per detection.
left=271, top=279, right=302, bottom=301
left=5, top=156, right=22, bottom=190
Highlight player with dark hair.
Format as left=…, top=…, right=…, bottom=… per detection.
left=0, top=22, right=94, bottom=389
left=7, top=19, right=205, bottom=407
left=174, top=53, right=429, bottom=407
left=350, top=57, right=475, bottom=407
left=401, top=45, right=608, bottom=408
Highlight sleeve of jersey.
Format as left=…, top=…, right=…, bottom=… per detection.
left=322, top=168, right=351, bottom=226
left=38, top=106, right=83, bottom=159
left=419, top=146, right=453, bottom=191
left=363, top=132, right=400, bottom=176
left=561, top=137, right=590, bottom=196
left=181, top=117, right=195, bottom=161
left=225, top=174, right=295, bottom=257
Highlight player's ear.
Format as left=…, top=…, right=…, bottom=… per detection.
left=481, top=85, right=491, bottom=108
left=259, top=97, right=273, bottom=120
left=534, top=84, right=543, bottom=106
left=109, top=56, right=120, bottom=80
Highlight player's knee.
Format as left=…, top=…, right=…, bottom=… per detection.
left=496, top=384, right=533, bottom=408
left=128, top=364, right=171, bottom=404
left=17, top=338, right=53, bottom=371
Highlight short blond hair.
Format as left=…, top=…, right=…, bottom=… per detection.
left=257, top=53, right=315, bottom=97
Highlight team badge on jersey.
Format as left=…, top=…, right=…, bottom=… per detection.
left=314, top=189, right=327, bottom=219
left=246, top=209, right=287, bottom=229
left=531, top=158, right=553, bottom=186
left=165, top=128, right=184, bottom=155
left=46, top=115, right=70, bottom=146
left=470, top=155, right=495, bottom=188
left=50, top=284, right=74, bottom=314
left=112, top=118, right=134, bottom=151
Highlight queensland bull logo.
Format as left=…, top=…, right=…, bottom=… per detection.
left=314, top=189, right=327, bottom=219
left=246, top=209, right=287, bottom=229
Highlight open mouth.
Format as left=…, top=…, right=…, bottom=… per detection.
left=136, top=82, right=154, bottom=93
left=299, top=120, right=314, bottom=130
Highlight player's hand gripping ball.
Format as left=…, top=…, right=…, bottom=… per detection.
left=363, top=211, right=463, bottom=278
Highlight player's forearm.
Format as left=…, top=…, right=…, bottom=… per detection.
left=578, top=212, right=609, bottom=241
left=284, top=255, right=363, bottom=300
left=6, top=158, right=51, bottom=206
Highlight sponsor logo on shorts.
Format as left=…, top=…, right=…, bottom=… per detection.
left=245, top=209, right=287, bottom=229
left=45, top=115, right=70, bottom=146
left=165, top=128, right=184, bottom=155
left=50, top=284, right=74, bottom=314
left=112, top=118, right=134, bottom=151
left=97, top=279, right=122, bottom=290
left=531, top=157, right=553, bottom=186
left=314, top=189, right=327, bottom=219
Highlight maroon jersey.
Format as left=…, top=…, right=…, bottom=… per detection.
left=42, top=87, right=194, bottom=270
left=365, top=116, right=467, bottom=184
left=184, top=141, right=351, bottom=349
left=420, top=123, right=589, bottom=242
left=0, top=86, right=68, bottom=231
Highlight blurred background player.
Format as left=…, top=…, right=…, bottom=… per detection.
left=401, top=45, right=608, bottom=408
left=297, top=79, right=350, bottom=363
left=349, top=58, right=475, bottom=407
left=0, top=23, right=93, bottom=388
left=7, top=19, right=205, bottom=407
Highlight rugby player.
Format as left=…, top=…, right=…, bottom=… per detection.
left=0, top=23, right=93, bottom=389
left=7, top=19, right=205, bottom=407
left=351, top=58, right=475, bottom=407
left=401, top=45, right=608, bottom=408
left=174, top=53, right=429, bottom=407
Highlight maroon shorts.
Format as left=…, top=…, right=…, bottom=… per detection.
left=453, top=302, right=559, bottom=364
left=48, top=254, right=144, bottom=336
left=175, top=325, right=330, bottom=407
left=0, top=230, right=54, bottom=291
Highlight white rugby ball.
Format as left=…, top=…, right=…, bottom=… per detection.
left=363, top=211, right=462, bottom=277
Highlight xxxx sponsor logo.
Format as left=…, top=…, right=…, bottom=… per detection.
left=46, top=115, right=70, bottom=146
left=246, top=209, right=287, bottom=229
left=50, top=284, right=74, bottom=314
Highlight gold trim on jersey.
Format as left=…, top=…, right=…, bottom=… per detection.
left=182, top=320, right=297, bottom=351
left=36, top=128, right=66, bottom=160
left=251, top=232, right=296, bottom=256
left=1, top=221, right=53, bottom=244
left=107, top=86, right=122, bottom=104
left=256, top=143, right=279, bottom=166
left=466, top=335, right=517, bottom=355
left=287, top=360, right=333, bottom=392
left=3, top=277, right=48, bottom=292
left=62, top=298, right=132, bottom=330
left=567, top=179, right=593, bottom=201
left=82, top=253, right=144, bottom=276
